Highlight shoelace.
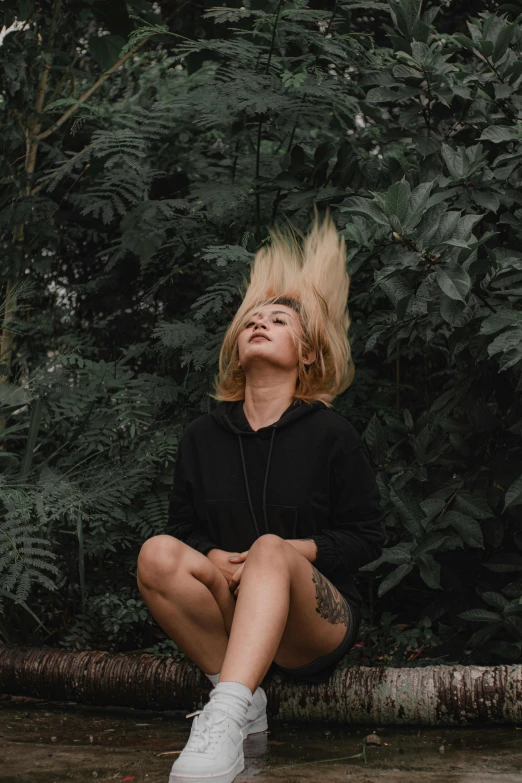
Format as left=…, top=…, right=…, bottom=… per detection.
left=184, top=706, right=227, bottom=753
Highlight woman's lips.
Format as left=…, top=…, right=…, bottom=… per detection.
left=250, top=334, right=270, bottom=342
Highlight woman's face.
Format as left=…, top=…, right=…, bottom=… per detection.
left=236, top=303, right=303, bottom=374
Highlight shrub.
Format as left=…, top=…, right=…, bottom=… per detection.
left=1, top=0, right=521, bottom=664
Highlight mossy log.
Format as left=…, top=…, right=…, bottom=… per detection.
left=1, top=645, right=521, bottom=725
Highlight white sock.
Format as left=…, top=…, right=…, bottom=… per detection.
left=205, top=671, right=262, bottom=697
left=212, top=680, right=253, bottom=700
left=205, top=671, right=220, bottom=687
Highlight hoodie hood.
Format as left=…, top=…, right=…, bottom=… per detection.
left=211, top=398, right=326, bottom=437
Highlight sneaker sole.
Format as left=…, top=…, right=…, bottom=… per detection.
left=242, top=713, right=268, bottom=740
left=168, top=753, right=244, bottom=783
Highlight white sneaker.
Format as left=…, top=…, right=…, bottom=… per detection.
left=169, top=691, right=249, bottom=783
left=242, top=686, right=268, bottom=739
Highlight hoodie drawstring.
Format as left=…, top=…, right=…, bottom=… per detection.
left=237, top=427, right=276, bottom=538
left=263, top=428, right=276, bottom=535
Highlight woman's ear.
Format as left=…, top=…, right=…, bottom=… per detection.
left=303, top=350, right=316, bottom=366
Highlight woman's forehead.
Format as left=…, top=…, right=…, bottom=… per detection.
left=250, top=303, right=295, bottom=317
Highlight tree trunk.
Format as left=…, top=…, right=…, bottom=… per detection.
left=1, top=646, right=521, bottom=725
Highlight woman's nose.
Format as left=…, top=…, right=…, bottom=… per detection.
left=253, top=316, right=268, bottom=329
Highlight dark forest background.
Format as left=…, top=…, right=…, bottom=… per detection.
left=1, top=0, right=522, bottom=667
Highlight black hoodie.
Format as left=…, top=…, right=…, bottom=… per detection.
left=166, top=399, right=385, bottom=607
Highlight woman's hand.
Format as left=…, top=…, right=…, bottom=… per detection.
left=207, top=549, right=249, bottom=596
left=228, top=551, right=248, bottom=597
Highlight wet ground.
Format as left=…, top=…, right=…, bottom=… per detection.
left=2, top=694, right=522, bottom=782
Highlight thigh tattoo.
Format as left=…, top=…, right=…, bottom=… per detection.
left=310, top=565, right=349, bottom=626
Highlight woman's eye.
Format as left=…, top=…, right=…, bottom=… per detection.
left=274, top=318, right=286, bottom=325
left=245, top=321, right=254, bottom=328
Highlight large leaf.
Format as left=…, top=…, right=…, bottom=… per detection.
left=441, top=144, right=467, bottom=178
left=503, top=578, right=522, bottom=599
left=440, top=295, right=471, bottom=327
left=88, top=35, right=127, bottom=71
left=503, top=597, right=522, bottom=616
left=504, top=474, right=522, bottom=511
left=388, top=0, right=422, bottom=38
left=377, top=274, right=413, bottom=307
left=420, top=497, right=446, bottom=523
left=458, top=608, right=502, bottom=622
left=479, top=126, right=520, bottom=143
left=434, top=211, right=461, bottom=244
left=487, top=328, right=522, bottom=367
left=389, top=486, right=425, bottom=538
left=377, top=563, right=414, bottom=598
left=436, top=264, right=471, bottom=302
left=484, top=554, right=522, bottom=572
left=366, top=86, right=402, bottom=102
left=472, top=191, right=500, bottom=212
left=340, top=197, right=389, bottom=226
left=413, top=131, right=442, bottom=157
left=403, top=181, right=435, bottom=230
left=412, top=533, right=461, bottom=558
left=452, top=213, right=483, bottom=240
left=480, top=591, right=509, bottom=611
left=480, top=310, right=522, bottom=335
left=362, top=413, right=388, bottom=466
left=385, top=179, right=410, bottom=222
left=417, top=553, right=441, bottom=589
left=415, top=203, right=445, bottom=242
left=454, top=493, right=494, bottom=520
left=437, top=511, right=484, bottom=548
left=360, top=542, right=413, bottom=571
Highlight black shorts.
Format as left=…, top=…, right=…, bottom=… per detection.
left=271, top=599, right=361, bottom=685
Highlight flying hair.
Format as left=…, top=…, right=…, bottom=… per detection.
left=213, top=211, right=354, bottom=406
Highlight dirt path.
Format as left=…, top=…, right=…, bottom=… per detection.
left=2, top=695, right=522, bottom=782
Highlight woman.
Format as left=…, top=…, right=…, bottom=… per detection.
left=137, top=215, right=385, bottom=783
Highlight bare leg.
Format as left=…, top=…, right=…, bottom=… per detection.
left=219, top=534, right=350, bottom=693
left=137, top=535, right=236, bottom=675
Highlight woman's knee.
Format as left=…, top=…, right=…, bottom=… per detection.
left=249, top=534, right=288, bottom=559
left=137, top=534, right=184, bottom=589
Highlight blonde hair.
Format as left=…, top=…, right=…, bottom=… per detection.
left=213, top=212, right=354, bottom=406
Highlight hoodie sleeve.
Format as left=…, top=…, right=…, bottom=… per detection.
left=165, top=439, right=219, bottom=556
left=312, top=444, right=385, bottom=580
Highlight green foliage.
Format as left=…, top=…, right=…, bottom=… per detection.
left=345, top=612, right=443, bottom=667
left=0, top=0, right=521, bottom=664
